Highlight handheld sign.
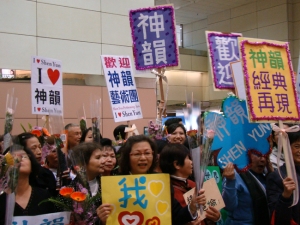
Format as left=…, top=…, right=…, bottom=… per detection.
left=183, top=178, right=225, bottom=221
left=239, top=37, right=300, bottom=206
left=206, top=31, right=242, bottom=90
left=204, top=96, right=271, bottom=170
left=129, top=5, right=179, bottom=70
left=101, top=55, right=143, bottom=123
left=31, top=56, right=63, bottom=115
left=239, top=38, right=300, bottom=122
left=101, top=174, right=171, bottom=225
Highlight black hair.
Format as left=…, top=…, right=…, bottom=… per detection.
left=272, top=123, right=294, bottom=147
left=159, top=143, right=190, bottom=175
left=288, top=130, right=300, bottom=145
left=80, top=127, right=92, bottom=143
left=155, top=139, right=167, bottom=154
left=9, top=144, right=40, bottom=185
left=17, top=132, right=36, bottom=149
left=164, top=118, right=182, bottom=127
left=166, top=123, right=187, bottom=136
left=72, top=142, right=102, bottom=166
left=100, top=138, right=113, bottom=147
left=118, top=135, right=157, bottom=175
left=113, top=125, right=128, bottom=140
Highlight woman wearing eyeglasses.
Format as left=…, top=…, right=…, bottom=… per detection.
left=96, top=135, right=206, bottom=225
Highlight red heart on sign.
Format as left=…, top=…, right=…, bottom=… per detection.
left=118, top=211, right=144, bottom=225
left=145, top=217, right=160, bottom=225
left=47, top=69, right=60, bottom=85
left=118, top=112, right=121, bottom=117
left=37, top=107, right=41, bottom=111
left=37, top=59, right=40, bottom=63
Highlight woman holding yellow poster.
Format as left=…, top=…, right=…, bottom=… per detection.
left=97, top=135, right=206, bottom=225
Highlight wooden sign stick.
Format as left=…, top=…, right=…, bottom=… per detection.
left=157, top=68, right=167, bottom=119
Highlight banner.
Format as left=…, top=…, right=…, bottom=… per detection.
left=204, top=96, right=271, bottom=170
left=101, top=174, right=171, bottom=225
left=206, top=31, right=242, bottom=89
left=12, top=211, right=71, bottom=225
left=31, top=56, right=63, bottom=115
left=129, top=5, right=179, bottom=70
left=101, top=55, right=143, bottom=122
left=239, top=38, right=300, bottom=122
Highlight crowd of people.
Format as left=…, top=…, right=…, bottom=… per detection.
left=0, top=118, right=300, bottom=225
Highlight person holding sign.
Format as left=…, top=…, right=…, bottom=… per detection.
left=0, top=145, right=57, bottom=224
left=97, top=135, right=207, bottom=225
left=266, top=130, right=300, bottom=225
left=222, top=154, right=270, bottom=225
left=159, top=143, right=221, bottom=225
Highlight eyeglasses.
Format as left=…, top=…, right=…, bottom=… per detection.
left=130, top=151, right=153, bottom=159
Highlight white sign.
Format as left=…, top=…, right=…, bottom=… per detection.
left=31, top=56, right=63, bottom=115
left=101, top=55, right=143, bottom=122
left=230, top=61, right=247, bottom=100
left=12, top=211, right=71, bottom=225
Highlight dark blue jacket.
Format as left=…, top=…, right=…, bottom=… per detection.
left=266, top=164, right=300, bottom=225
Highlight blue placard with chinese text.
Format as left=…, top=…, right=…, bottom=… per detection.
left=129, top=5, right=179, bottom=70
left=204, top=96, right=271, bottom=170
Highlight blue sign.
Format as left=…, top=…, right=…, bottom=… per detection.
left=129, top=6, right=179, bottom=70
left=204, top=96, right=271, bottom=170
left=206, top=32, right=242, bottom=89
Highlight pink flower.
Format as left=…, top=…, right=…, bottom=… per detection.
left=207, top=130, right=215, bottom=139
left=81, top=188, right=88, bottom=195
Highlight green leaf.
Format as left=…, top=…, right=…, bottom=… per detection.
left=39, top=198, right=72, bottom=211
left=20, top=124, right=27, bottom=133
left=28, top=123, right=32, bottom=130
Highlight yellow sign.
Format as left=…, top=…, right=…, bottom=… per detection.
left=239, top=37, right=300, bottom=122
left=101, top=174, right=171, bottom=225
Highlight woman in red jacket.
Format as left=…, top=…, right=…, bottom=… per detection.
left=159, top=143, right=221, bottom=225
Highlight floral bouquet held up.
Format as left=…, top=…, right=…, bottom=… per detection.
left=40, top=185, right=100, bottom=225
left=148, top=120, right=163, bottom=141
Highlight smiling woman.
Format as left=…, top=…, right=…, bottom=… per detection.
left=97, top=135, right=207, bottom=225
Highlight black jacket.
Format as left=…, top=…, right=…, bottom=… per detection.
left=266, top=164, right=300, bottom=225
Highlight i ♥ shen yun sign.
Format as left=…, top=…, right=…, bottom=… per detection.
left=31, top=56, right=63, bottom=116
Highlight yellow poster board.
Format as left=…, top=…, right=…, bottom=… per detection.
left=101, top=174, right=171, bottom=225
left=239, top=37, right=300, bottom=122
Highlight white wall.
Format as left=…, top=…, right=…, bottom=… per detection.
left=0, top=0, right=154, bottom=77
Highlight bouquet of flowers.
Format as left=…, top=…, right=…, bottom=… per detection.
left=187, top=129, right=200, bottom=149
left=90, top=96, right=101, bottom=143
left=78, top=105, right=87, bottom=135
left=40, top=184, right=100, bottom=225
left=3, top=89, right=18, bottom=151
left=148, top=120, right=163, bottom=141
left=0, top=152, right=21, bottom=194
